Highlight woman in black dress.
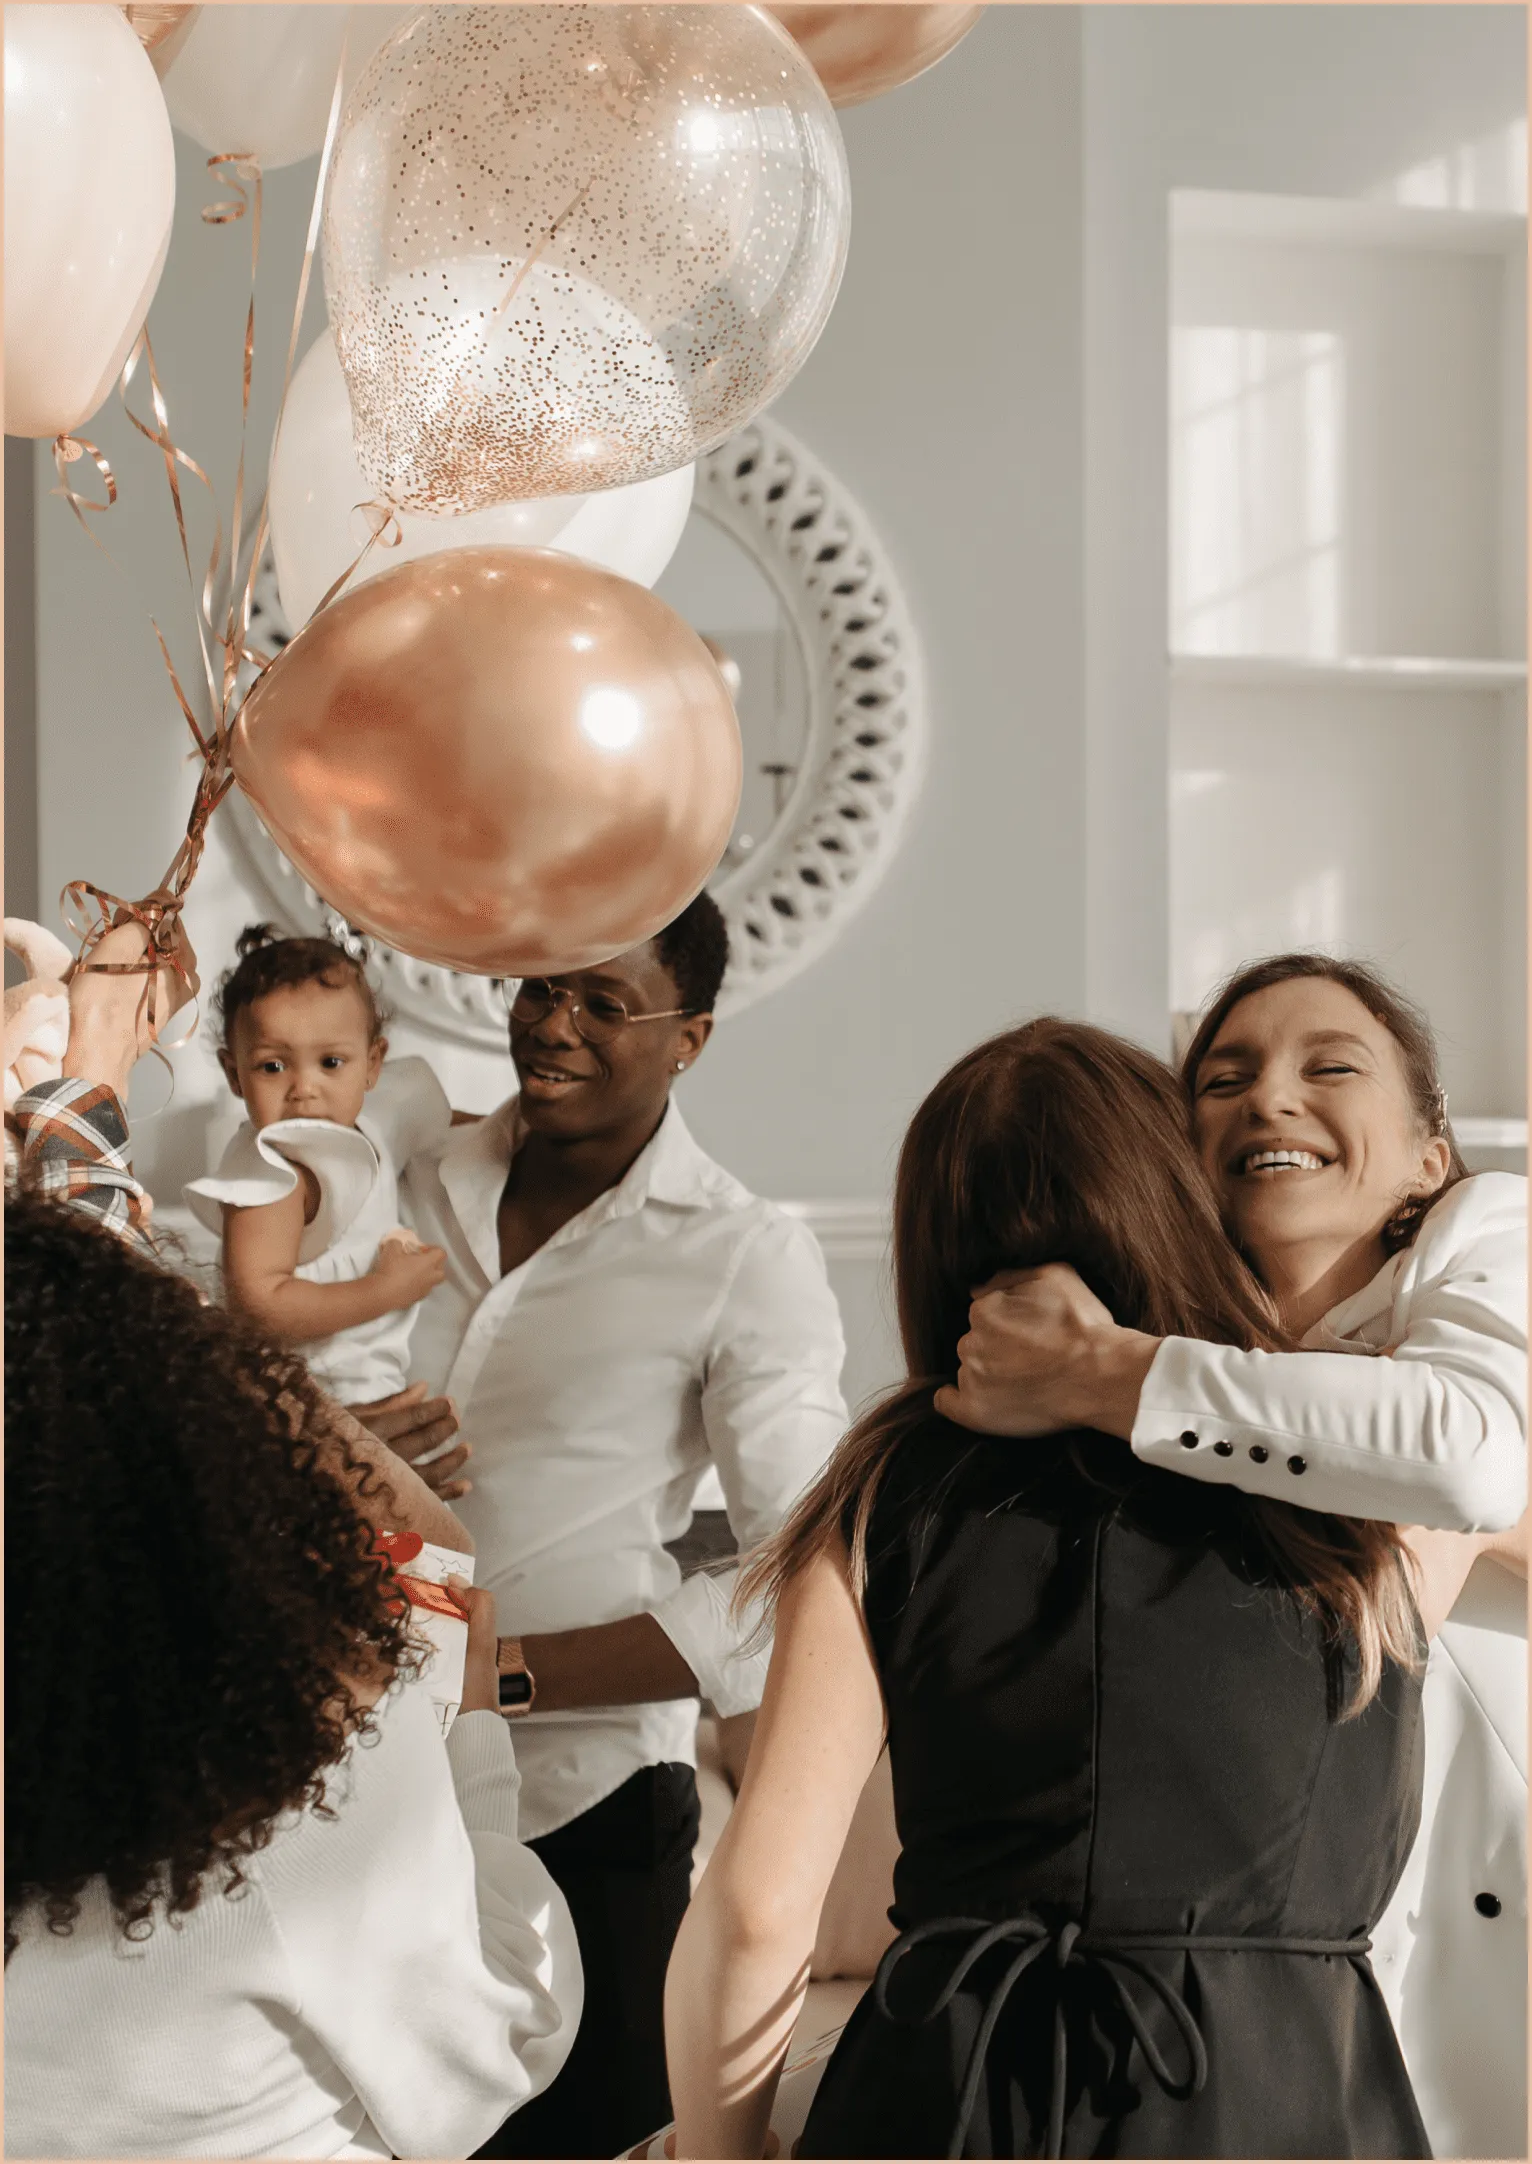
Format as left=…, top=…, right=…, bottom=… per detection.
left=665, top=1020, right=1479, bottom=2158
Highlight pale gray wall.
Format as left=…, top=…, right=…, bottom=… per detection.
left=19, top=5, right=1525, bottom=1410
left=1081, top=4, right=1528, bottom=1047
left=681, top=4, right=1087, bottom=1203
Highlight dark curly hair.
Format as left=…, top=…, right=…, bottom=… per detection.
left=653, top=890, right=730, bottom=1015
left=214, top=922, right=389, bottom=1054
left=5, top=1194, right=414, bottom=1955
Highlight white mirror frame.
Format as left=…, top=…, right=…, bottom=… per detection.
left=226, top=414, right=928, bottom=1044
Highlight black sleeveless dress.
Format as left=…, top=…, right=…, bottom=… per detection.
left=797, top=1427, right=1429, bottom=2160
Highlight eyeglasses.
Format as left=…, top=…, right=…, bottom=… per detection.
left=507, top=977, right=691, bottom=1047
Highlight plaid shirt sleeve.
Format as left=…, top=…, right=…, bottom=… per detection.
left=8, top=1077, right=157, bottom=1256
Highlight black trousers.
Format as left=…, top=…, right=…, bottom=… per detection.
left=475, top=1762, right=701, bottom=2161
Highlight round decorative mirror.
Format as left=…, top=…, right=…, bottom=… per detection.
left=228, top=414, right=928, bottom=1043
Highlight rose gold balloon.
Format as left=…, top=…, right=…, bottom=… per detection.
left=767, top=5, right=982, bottom=108
left=701, top=637, right=743, bottom=703
left=120, top=4, right=199, bottom=76
left=231, top=547, right=742, bottom=976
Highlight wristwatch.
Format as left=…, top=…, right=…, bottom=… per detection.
left=496, top=1636, right=537, bottom=1716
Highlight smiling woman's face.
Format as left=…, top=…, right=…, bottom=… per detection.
left=1190, top=976, right=1450, bottom=1291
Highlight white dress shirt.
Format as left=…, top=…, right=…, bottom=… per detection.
left=4, top=1679, right=581, bottom=2159
left=402, top=1096, right=848, bottom=1841
left=1131, top=1172, right=1527, bottom=1529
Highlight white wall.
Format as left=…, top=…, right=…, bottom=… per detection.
left=20, top=5, right=1526, bottom=1411
left=1081, top=3, right=1527, bottom=1049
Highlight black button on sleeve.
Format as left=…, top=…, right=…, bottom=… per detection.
left=1213, top=1440, right=1234, bottom=1457
left=1476, top=1892, right=1503, bottom=1919
left=1248, top=1445, right=1269, bottom=1464
left=1287, top=1455, right=1307, bottom=1476
left=1179, top=1429, right=1199, bottom=1449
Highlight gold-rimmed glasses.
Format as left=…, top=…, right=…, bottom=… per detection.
left=506, top=977, right=691, bottom=1047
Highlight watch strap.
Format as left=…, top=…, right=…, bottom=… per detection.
left=496, top=1635, right=537, bottom=1715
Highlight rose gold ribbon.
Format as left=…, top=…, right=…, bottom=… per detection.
left=50, top=434, right=119, bottom=523
left=311, top=497, right=405, bottom=617
left=59, top=33, right=353, bottom=1039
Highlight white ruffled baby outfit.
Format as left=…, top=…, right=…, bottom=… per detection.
left=185, top=1056, right=451, bottom=1405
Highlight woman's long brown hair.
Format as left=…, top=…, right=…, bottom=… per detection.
left=738, top=1018, right=1421, bottom=1714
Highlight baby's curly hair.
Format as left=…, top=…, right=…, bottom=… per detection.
left=5, top=1194, right=414, bottom=1955
left=214, top=922, right=389, bottom=1054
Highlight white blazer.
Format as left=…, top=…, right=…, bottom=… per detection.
left=1134, top=1171, right=1527, bottom=2157
left=1372, top=1555, right=1526, bottom=2158
left=1131, top=1171, right=1527, bottom=1529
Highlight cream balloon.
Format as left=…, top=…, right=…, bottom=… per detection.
left=161, top=3, right=415, bottom=170
left=4, top=7, right=176, bottom=442
left=269, top=330, right=693, bottom=627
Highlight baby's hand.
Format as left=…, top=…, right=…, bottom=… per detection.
left=369, top=1228, right=447, bottom=1309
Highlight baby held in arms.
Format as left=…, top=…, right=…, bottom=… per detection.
left=185, top=925, right=450, bottom=1406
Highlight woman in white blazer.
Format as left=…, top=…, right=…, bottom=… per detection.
left=939, top=952, right=1526, bottom=2158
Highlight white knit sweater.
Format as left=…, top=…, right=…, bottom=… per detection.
left=4, top=1681, right=583, bottom=2158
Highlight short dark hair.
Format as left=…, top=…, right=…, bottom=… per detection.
left=1180, top=952, right=1467, bottom=1252
left=214, top=923, right=388, bottom=1054
left=652, top=891, right=730, bottom=1016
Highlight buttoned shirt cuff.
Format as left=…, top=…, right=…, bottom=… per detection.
left=650, top=1567, right=771, bottom=1718
left=1129, top=1335, right=1526, bottom=1527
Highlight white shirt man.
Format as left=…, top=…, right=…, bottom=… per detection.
left=400, top=896, right=847, bottom=2160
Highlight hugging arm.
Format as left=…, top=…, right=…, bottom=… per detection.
left=665, top=1536, right=885, bottom=2160
left=939, top=1229, right=1526, bottom=1533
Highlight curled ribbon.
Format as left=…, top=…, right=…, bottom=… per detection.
left=51, top=434, right=118, bottom=523
left=57, top=31, right=352, bottom=1067
left=311, top=498, right=406, bottom=619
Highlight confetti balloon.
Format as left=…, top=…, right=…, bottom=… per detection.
left=767, top=5, right=983, bottom=107
left=321, top=4, right=850, bottom=513
left=231, top=546, right=743, bottom=976
left=268, top=329, right=696, bottom=628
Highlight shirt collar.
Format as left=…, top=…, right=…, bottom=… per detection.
left=437, top=1093, right=720, bottom=1284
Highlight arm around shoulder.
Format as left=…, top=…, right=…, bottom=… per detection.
left=1133, top=1179, right=1527, bottom=1531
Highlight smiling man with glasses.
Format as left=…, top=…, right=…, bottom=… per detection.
left=398, top=891, right=848, bottom=2161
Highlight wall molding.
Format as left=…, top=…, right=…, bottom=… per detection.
left=777, top=1197, right=891, bottom=1264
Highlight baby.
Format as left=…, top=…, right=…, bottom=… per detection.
left=185, top=924, right=450, bottom=1406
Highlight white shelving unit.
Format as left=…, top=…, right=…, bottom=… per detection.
left=1171, top=654, right=1527, bottom=695
left=1168, top=187, right=1527, bottom=1167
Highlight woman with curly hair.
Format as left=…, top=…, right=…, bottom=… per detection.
left=4, top=934, right=582, bottom=2159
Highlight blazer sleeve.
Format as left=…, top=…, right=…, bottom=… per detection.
left=1130, top=1179, right=1527, bottom=1531
left=652, top=1210, right=848, bottom=1715
left=261, top=1682, right=582, bottom=2160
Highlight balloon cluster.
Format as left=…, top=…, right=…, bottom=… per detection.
left=5, top=2, right=982, bottom=978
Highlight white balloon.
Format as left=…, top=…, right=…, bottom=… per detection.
left=161, top=3, right=416, bottom=172
left=4, top=6, right=176, bottom=440
left=268, top=330, right=695, bottom=630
